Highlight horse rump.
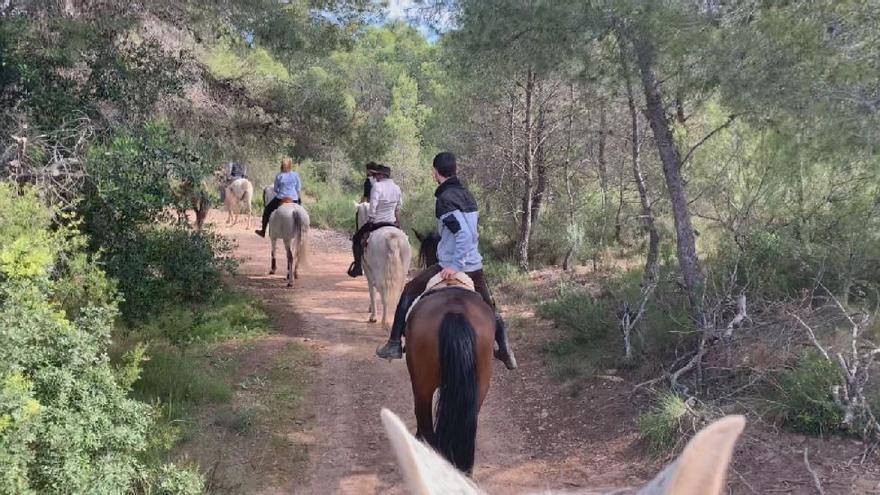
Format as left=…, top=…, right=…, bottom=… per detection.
left=434, top=312, right=478, bottom=474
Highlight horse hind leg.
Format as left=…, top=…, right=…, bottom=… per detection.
left=270, top=238, right=277, bottom=275
left=367, top=273, right=378, bottom=323
left=285, top=240, right=293, bottom=288
left=413, top=387, right=436, bottom=446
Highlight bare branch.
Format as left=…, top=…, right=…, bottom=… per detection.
left=681, top=114, right=738, bottom=167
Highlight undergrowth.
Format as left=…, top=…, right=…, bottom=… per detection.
left=637, top=392, right=696, bottom=455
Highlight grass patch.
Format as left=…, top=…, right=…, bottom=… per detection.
left=637, top=392, right=694, bottom=455
left=131, top=289, right=270, bottom=346
left=132, top=345, right=233, bottom=420
left=538, top=281, right=618, bottom=386
left=485, top=259, right=533, bottom=301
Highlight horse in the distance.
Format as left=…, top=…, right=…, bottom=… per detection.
left=264, top=186, right=309, bottom=287
left=398, top=230, right=494, bottom=475
left=223, top=177, right=254, bottom=228
left=380, top=408, right=745, bottom=495
left=356, top=202, right=411, bottom=330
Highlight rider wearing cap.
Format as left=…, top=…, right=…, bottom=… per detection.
left=348, top=164, right=402, bottom=278
left=375, top=152, right=517, bottom=370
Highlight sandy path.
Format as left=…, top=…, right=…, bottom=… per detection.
left=217, top=212, right=543, bottom=494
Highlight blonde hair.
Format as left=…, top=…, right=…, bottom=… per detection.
left=281, top=157, right=294, bottom=172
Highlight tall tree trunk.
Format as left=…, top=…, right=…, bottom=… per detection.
left=531, top=111, right=547, bottom=224
left=633, top=40, right=704, bottom=317
left=563, top=83, right=578, bottom=271
left=516, top=68, right=536, bottom=271
left=614, top=164, right=626, bottom=244
left=597, top=104, right=610, bottom=245
left=621, top=49, right=659, bottom=283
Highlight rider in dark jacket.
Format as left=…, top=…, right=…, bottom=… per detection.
left=375, top=152, right=517, bottom=370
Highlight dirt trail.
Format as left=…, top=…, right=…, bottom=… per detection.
left=213, top=211, right=653, bottom=494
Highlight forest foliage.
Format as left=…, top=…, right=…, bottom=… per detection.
left=2, top=0, right=880, bottom=489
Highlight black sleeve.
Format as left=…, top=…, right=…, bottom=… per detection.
left=442, top=214, right=462, bottom=234
left=362, top=178, right=371, bottom=199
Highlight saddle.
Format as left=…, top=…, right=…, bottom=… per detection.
left=278, top=197, right=295, bottom=204
left=361, top=222, right=399, bottom=249
left=405, top=272, right=475, bottom=322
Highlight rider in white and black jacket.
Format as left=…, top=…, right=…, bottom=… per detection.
left=375, top=152, right=517, bottom=370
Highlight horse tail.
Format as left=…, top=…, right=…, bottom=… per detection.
left=239, top=180, right=252, bottom=203
left=435, top=312, right=478, bottom=474
left=294, top=206, right=310, bottom=266
left=383, top=232, right=408, bottom=311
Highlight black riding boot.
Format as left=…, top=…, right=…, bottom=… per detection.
left=375, top=292, right=415, bottom=359
left=494, top=315, right=518, bottom=370
left=347, top=242, right=364, bottom=278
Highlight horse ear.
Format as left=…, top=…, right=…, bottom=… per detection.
left=380, top=409, right=483, bottom=495
left=639, top=415, right=745, bottom=495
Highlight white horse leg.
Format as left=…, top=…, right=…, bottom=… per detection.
left=379, top=282, right=389, bottom=331
left=284, top=239, right=293, bottom=288
left=367, top=271, right=377, bottom=323
left=270, top=238, right=277, bottom=275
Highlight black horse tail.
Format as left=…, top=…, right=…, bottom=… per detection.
left=434, top=312, right=478, bottom=474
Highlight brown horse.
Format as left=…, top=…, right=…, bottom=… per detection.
left=404, top=231, right=495, bottom=475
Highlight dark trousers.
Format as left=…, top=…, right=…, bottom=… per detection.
left=388, top=264, right=496, bottom=341
left=261, top=197, right=300, bottom=231
left=352, top=221, right=398, bottom=263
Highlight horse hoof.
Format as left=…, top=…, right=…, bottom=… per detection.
left=368, top=317, right=377, bottom=323
left=287, top=283, right=293, bottom=288
left=269, top=270, right=276, bottom=275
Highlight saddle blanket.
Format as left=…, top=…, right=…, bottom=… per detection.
left=405, top=272, right=475, bottom=322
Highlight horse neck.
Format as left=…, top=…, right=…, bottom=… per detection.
left=357, top=204, right=369, bottom=229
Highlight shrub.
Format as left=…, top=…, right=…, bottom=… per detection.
left=637, top=393, right=694, bottom=454
left=772, top=349, right=843, bottom=435
left=0, top=185, right=202, bottom=494
left=80, top=122, right=233, bottom=321
left=107, top=227, right=236, bottom=320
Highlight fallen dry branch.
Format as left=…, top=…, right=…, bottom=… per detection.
left=803, top=447, right=825, bottom=495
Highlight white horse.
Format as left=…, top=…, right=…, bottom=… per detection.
left=224, top=178, right=254, bottom=228
left=380, top=408, right=745, bottom=495
left=265, top=186, right=309, bottom=288
left=356, top=202, right=411, bottom=330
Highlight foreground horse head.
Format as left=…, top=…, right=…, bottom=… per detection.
left=381, top=408, right=745, bottom=495
left=267, top=202, right=309, bottom=287
left=224, top=178, right=254, bottom=228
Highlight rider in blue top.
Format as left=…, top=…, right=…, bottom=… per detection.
left=255, top=157, right=301, bottom=237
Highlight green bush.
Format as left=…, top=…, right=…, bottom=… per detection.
left=107, top=227, right=236, bottom=321
left=772, top=349, right=843, bottom=435
left=80, top=122, right=233, bottom=321
left=0, top=185, right=202, bottom=494
left=637, top=393, right=693, bottom=454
